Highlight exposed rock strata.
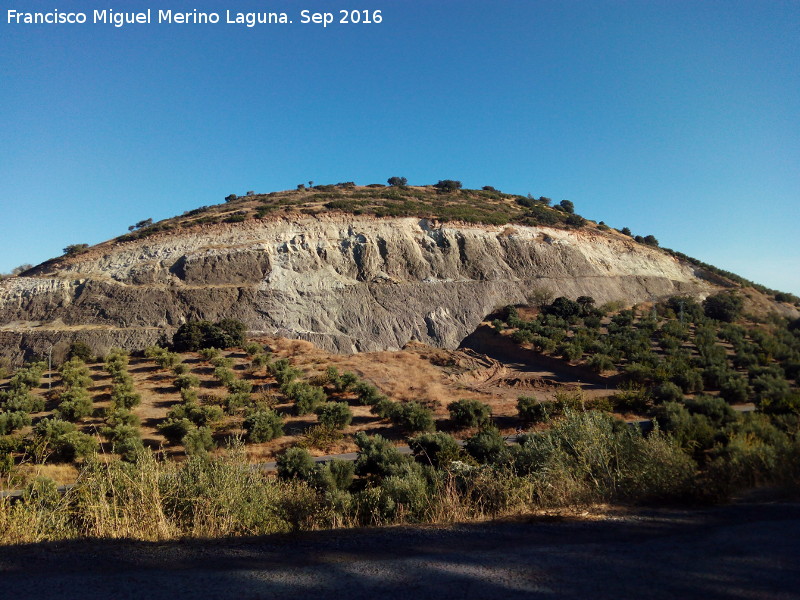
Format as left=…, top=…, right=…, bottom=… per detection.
left=0, top=216, right=712, bottom=362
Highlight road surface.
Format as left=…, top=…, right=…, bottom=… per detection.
left=0, top=501, right=797, bottom=600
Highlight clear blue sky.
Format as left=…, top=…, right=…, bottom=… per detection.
left=1, top=0, right=798, bottom=293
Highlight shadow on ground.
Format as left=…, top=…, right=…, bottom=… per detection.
left=1, top=502, right=798, bottom=600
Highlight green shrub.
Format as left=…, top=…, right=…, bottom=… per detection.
left=59, top=358, right=93, bottom=388
left=213, top=367, right=236, bottom=387
left=315, top=401, right=353, bottom=429
left=447, top=398, right=491, bottom=429
left=390, top=402, right=435, bottom=433
left=154, top=352, right=181, bottom=370
left=183, top=426, right=215, bottom=455
left=227, top=378, right=252, bottom=395
left=158, top=418, right=195, bottom=445
left=284, top=381, right=326, bottom=415
left=223, top=391, right=252, bottom=414
left=173, top=363, right=189, bottom=375
left=652, top=382, right=684, bottom=404
left=174, top=374, right=200, bottom=390
left=243, top=342, right=263, bottom=356
left=67, top=341, right=94, bottom=363
left=198, top=347, right=221, bottom=361
left=111, top=383, right=141, bottom=409
left=354, top=432, right=411, bottom=480
left=244, top=407, right=284, bottom=442
left=719, top=375, right=749, bottom=404
left=312, top=459, right=355, bottom=493
left=703, top=292, right=743, bottom=323
left=105, top=408, right=140, bottom=428
left=270, top=360, right=301, bottom=387
left=465, top=428, right=507, bottom=464
left=211, top=356, right=235, bottom=369
left=34, top=418, right=98, bottom=462
left=180, top=388, right=198, bottom=404
left=517, top=396, right=549, bottom=424
left=587, top=353, right=615, bottom=373
left=0, top=410, right=31, bottom=435
left=173, top=319, right=246, bottom=351
left=1, top=387, right=45, bottom=413
left=684, top=395, right=737, bottom=426
left=354, top=381, right=385, bottom=405
left=409, top=432, right=461, bottom=468
left=277, top=447, right=316, bottom=481
left=672, top=368, right=704, bottom=394
left=57, top=387, right=93, bottom=421
left=103, top=424, right=143, bottom=461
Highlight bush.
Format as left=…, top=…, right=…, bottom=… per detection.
left=174, top=374, right=200, bottom=390
left=354, top=432, right=410, bottom=480
left=173, top=363, right=189, bottom=375
left=433, top=180, right=462, bottom=193
left=59, top=358, right=92, bottom=389
left=354, top=381, right=385, bottom=405
left=213, top=367, right=236, bottom=387
left=587, top=353, right=615, bottom=374
left=105, top=408, right=140, bottom=428
left=104, top=425, right=143, bottom=461
left=223, top=391, right=251, bottom=414
left=198, top=347, right=221, bottom=361
left=63, top=243, right=89, bottom=256
left=1, top=387, right=45, bottom=413
left=390, top=402, right=435, bottom=433
left=387, top=176, right=408, bottom=187
left=243, top=342, right=263, bottom=356
left=67, top=341, right=94, bottom=363
left=173, top=319, right=247, bottom=351
left=277, top=447, right=316, bottom=481
left=409, top=432, right=461, bottom=468
left=227, top=379, right=253, bottom=395
left=447, top=398, right=491, bottom=429
left=672, top=368, right=704, bottom=394
left=284, top=381, right=326, bottom=416
left=716, top=375, right=748, bottom=405
left=111, top=383, right=141, bottom=410
left=0, top=410, right=31, bottom=435
left=57, top=387, right=93, bottom=421
left=158, top=418, right=195, bottom=445
left=465, top=428, right=507, bottom=464
left=517, top=396, right=549, bottom=424
left=34, top=418, right=97, bottom=462
left=183, top=426, right=215, bottom=455
left=313, top=459, right=354, bottom=493
left=703, top=293, right=743, bottom=323
left=652, top=382, right=684, bottom=404
left=244, top=407, right=284, bottom=442
left=315, top=402, right=353, bottom=429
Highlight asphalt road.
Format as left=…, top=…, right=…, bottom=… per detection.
left=1, top=501, right=798, bottom=600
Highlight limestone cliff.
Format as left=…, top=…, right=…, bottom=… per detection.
left=0, top=213, right=713, bottom=363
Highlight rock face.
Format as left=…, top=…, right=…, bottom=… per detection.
left=0, top=215, right=712, bottom=362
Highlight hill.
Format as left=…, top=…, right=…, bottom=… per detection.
left=1, top=182, right=768, bottom=365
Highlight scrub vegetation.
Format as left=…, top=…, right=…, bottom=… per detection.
left=1, top=298, right=799, bottom=545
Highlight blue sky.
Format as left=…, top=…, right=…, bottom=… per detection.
left=1, top=1, right=798, bottom=293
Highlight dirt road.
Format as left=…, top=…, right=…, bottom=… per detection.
left=1, top=501, right=798, bottom=599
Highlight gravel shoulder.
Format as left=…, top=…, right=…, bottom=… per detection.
left=1, top=501, right=799, bottom=600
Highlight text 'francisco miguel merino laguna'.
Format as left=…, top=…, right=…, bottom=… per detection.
left=7, top=9, right=307, bottom=28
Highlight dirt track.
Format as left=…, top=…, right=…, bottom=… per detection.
left=1, top=502, right=798, bottom=600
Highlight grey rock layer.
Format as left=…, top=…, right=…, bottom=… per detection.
left=0, top=216, right=711, bottom=362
